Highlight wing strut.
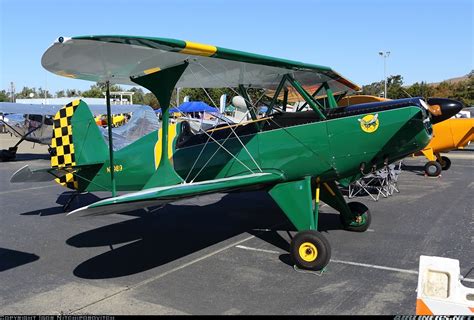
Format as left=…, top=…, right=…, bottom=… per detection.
left=105, top=81, right=116, bottom=196
left=131, top=62, right=189, bottom=188
left=287, top=76, right=326, bottom=120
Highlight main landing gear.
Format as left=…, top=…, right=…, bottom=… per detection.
left=269, top=178, right=371, bottom=271
left=290, top=230, right=331, bottom=271
left=424, top=155, right=451, bottom=177
left=0, top=127, right=44, bottom=162
left=424, top=161, right=442, bottom=177
left=422, top=148, right=452, bottom=177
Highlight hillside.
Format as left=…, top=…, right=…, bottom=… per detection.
left=429, top=73, right=471, bottom=86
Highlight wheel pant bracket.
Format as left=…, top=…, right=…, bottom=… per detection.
left=268, top=176, right=316, bottom=231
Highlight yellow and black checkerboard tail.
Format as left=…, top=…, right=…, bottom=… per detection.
left=51, top=100, right=80, bottom=189
left=50, top=99, right=107, bottom=190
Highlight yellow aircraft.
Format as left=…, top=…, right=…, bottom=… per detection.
left=416, top=115, right=474, bottom=176
left=95, top=113, right=128, bottom=127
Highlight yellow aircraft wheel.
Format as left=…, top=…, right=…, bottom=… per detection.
left=290, top=230, right=331, bottom=271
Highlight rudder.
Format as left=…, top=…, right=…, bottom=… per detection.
left=51, top=99, right=107, bottom=189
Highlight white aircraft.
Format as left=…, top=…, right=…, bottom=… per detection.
left=0, top=102, right=145, bottom=161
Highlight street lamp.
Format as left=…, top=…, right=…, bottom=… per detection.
left=378, top=51, right=390, bottom=98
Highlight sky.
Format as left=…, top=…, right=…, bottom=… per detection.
left=1, top=0, right=472, bottom=94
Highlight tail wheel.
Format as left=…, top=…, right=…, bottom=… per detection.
left=290, top=230, right=331, bottom=271
left=424, top=161, right=442, bottom=177
left=437, top=156, right=451, bottom=171
left=340, top=202, right=371, bottom=232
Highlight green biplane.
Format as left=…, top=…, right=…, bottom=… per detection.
left=12, top=35, right=434, bottom=271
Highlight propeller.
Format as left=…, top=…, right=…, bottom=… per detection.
left=426, top=98, right=465, bottom=124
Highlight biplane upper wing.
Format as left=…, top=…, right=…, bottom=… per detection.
left=0, top=102, right=145, bottom=116
left=42, top=35, right=361, bottom=93
left=68, top=171, right=284, bottom=216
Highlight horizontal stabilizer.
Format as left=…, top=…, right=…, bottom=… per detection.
left=10, top=165, right=68, bottom=183
left=68, top=171, right=284, bottom=217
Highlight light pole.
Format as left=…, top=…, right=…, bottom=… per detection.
left=378, top=51, right=390, bottom=98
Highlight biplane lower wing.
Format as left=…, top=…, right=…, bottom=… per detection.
left=68, top=171, right=284, bottom=216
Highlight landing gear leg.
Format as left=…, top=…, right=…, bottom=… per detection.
left=0, top=126, right=41, bottom=162
left=317, top=180, right=371, bottom=232
left=269, top=177, right=331, bottom=271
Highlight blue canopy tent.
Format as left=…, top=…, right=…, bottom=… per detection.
left=156, top=101, right=218, bottom=114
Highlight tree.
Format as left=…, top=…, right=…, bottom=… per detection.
left=360, top=81, right=384, bottom=97
left=37, top=87, right=53, bottom=99
left=82, top=84, right=103, bottom=98
left=144, top=92, right=159, bottom=109
left=406, top=82, right=433, bottom=99
left=66, top=89, right=81, bottom=97
left=56, top=90, right=66, bottom=98
left=386, top=75, right=406, bottom=99
left=0, top=90, right=10, bottom=102
left=452, top=75, right=474, bottom=106
left=431, top=81, right=455, bottom=99
left=82, top=82, right=123, bottom=98
left=15, top=87, right=37, bottom=99
left=128, top=87, right=145, bottom=105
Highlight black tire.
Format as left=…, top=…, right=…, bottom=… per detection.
left=437, top=156, right=451, bottom=171
left=0, top=149, right=16, bottom=162
left=290, top=230, right=331, bottom=271
left=424, top=161, right=442, bottom=177
left=339, top=202, right=372, bottom=232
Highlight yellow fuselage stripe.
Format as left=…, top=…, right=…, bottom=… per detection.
left=154, top=124, right=178, bottom=168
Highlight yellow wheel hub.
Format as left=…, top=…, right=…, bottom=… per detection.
left=299, top=242, right=318, bottom=262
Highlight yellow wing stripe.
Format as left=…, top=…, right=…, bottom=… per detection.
left=144, top=67, right=161, bottom=75
left=180, top=41, right=217, bottom=57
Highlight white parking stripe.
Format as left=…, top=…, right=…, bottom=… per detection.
left=330, top=259, right=418, bottom=275
left=234, top=245, right=474, bottom=282
left=235, top=245, right=280, bottom=254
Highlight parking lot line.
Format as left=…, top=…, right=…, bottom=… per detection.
left=235, top=245, right=280, bottom=254
left=234, top=245, right=474, bottom=282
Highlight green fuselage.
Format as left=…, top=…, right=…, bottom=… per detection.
left=80, top=104, right=431, bottom=192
